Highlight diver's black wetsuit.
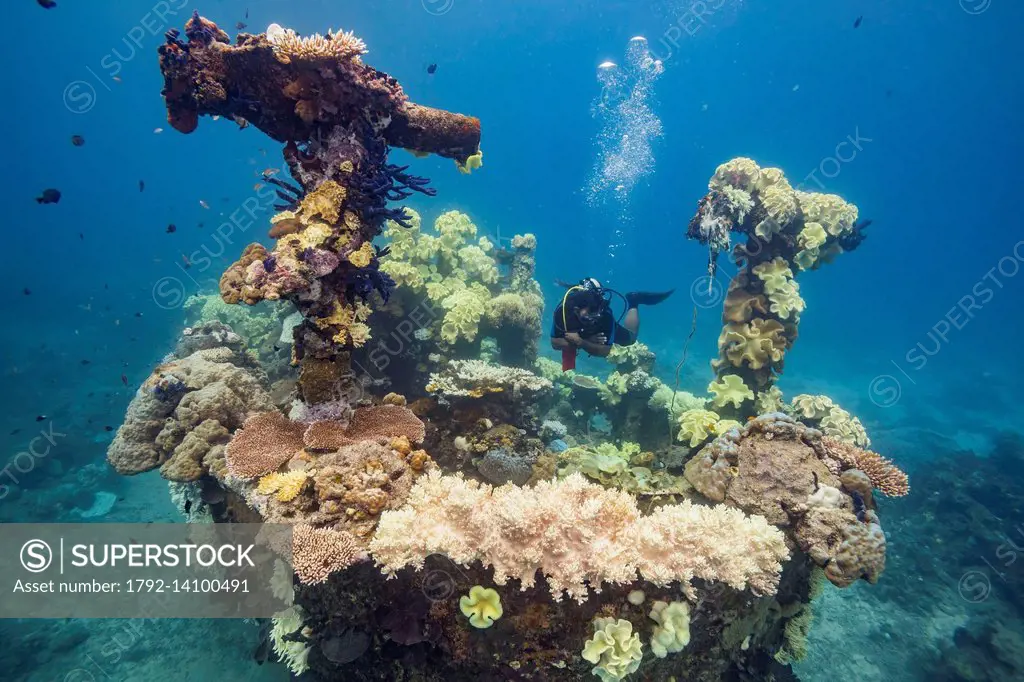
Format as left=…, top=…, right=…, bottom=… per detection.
left=550, top=303, right=636, bottom=347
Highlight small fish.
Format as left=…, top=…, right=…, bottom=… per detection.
left=253, top=183, right=264, bottom=191
left=235, top=116, right=249, bottom=130
left=71, top=135, right=85, bottom=146
left=212, top=115, right=221, bottom=121
left=181, top=254, right=192, bottom=268
left=113, top=76, right=122, bottom=83
left=427, top=63, right=437, bottom=74
left=154, top=127, right=164, bottom=134
left=36, top=188, right=61, bottom=204
left=199, top=200, right=210, bottom=209
left=197, top=222, right=204, bottom=228
left=37, top=0, right=57, bottom=9
left=262, top=167, right=279, bottom=178
left=245, top=8, right=249, bottom=18
left=23, top=288, right=31, bottom=295
left=184, top=500, right=192, bottom=514
left=853, top=16, right=863, bottom=29
left=121, top=374, right=128, bottom=386
left=166, top=223, right=177, bottom=234
left=236, top=21, right=247, bottom=30
left=9, top=429, right=21, bottom=436
left=36, top=415, right=48, bottom=422
left=854, top=219, right=873, bottom=231
left=139, top=180, right=145, bottom=192
left=80, top=359, right=91, bottom=366
left=134, top=312, right=143, bottom=318
left=105, top=426, right=114, bottom=432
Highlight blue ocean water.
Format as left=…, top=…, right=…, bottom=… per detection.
left=2, top=1, right=1022, bottom=680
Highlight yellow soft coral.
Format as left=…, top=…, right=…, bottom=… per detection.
left=649, top=601, right=691, bottom=658
left=459, top=585, right=502, bottom=628
left=347, top=242, right=374, bottom=268
left=257, top=471, right=309, bottom=502
left=767, top=280, right=805, bottom=320
left=719, top=319, right=787, bottom=370
left=677, top=409, right=721, bottom=448
left=708, top=374, right=755, bottom=409
left=582, top=618, right=644, bottom=682
left=297, top=179, right=346, bottom=225
left=440, top=286, right=488, bottom=343
left=797, top=192, right=858, bottom=237
left=756, top=184, right=799, bottom=240
left=752, top=258, right=794, bottom=294
left=798, top=222, right=828, bottom=251
left=457, top=244, right=499, bottom=284
left=295, top=222, right=333, bottom=250
left=710, top=157, right=761, bottom=192
left=456, top=149, right=484, bottom=174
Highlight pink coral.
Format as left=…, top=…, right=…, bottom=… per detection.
left=370, top=471, right=789, bottom=603
left=291, top=524, right=368, bottom=585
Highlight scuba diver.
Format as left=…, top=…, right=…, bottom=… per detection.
left=551, top=278, right=673, bottom=370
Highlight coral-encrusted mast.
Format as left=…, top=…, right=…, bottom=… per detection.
left=158, top=13, right=482, bottom=404
left=158, top=13, right=481, bottom=163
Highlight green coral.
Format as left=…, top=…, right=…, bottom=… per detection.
left=708, top=374, right=755, bottom=409
left=677, top=409, right=721, bottom=448
left=581, top=618, right=643, bottom=682
left=606, top=342, right=656, bottom=372
left=648, top=383, right=705, bottom=421
left=754, top=386, right=785, bottom=414
left=649, top=600, right=691, bottom=658
left=766, top=280, right=805, bottom=320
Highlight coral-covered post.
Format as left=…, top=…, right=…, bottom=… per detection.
left=158, top=13, right=482, bottom=403
left=685, top=158, right=868, bottom=420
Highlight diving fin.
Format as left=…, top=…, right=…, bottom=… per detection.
left=625, top=290, right=675, bottom=307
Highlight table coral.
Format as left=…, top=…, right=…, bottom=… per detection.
left=226, top=411, right=306, bottom=479
left=426, top=359, right=553, bottom=399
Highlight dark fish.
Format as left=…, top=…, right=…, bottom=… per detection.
left=121, top=374, right=128, bottom=386
left=234, top=116, right=249, bottom=130
left=80, top=359, right=91, bottom=365
left=36, top=189, right=61, bottom=204
left=853, top=219, right=873, bottom=231
left=166, top=224, right=177, bottom=234
left=853, top=16, right=862, bottom=28
left=38, top=0, right=57, bottom=8
left=79, top=232, right=84, bottom=240
left=134, top=312, right=143, bottom=317
left=9, top=429, right=21, bottom=436
left=427, top=63, right=437, bottom=74
left=139, top=180, right=145, bottom=192
left=23, top=288, right=31, bottom=295
left=197, top=222, right=204, bottom=228
left=104, top=426, right=114, bottom=432
left=183, top=500, right=192, bottom=513
left=71, top=135, right=85, bottom=146
left=236, top=21, right=247, bottom=30
left=104, top=283, right=109, bottom=289
left=245, top=8, right=249, bottom=18
left=35, top=416, right=48, bottom=422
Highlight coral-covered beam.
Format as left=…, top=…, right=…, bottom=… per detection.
left=158, top=13, right=481, bottom=163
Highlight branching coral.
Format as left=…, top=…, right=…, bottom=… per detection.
left=370, top=470, right=790, bottom=602
left=426, top=359, right=552, bottom=399
left=820, top=437, right=909, bottom=497
left=291, top=524, right=368, bottom=585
